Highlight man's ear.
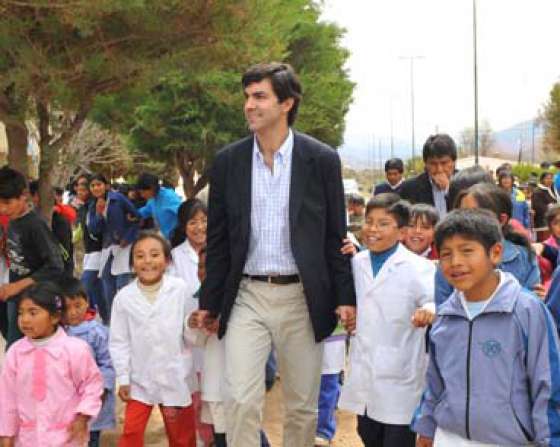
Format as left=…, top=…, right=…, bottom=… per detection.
left=489, top=242, right=503, bottom=266
left=281, top=97, right=295, bottom=115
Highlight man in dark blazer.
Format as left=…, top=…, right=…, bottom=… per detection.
left=400, top=134, right=457, bottom=216
left=196, top=63, right=356, bottom=447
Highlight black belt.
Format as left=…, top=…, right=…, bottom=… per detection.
left=243, top=274, right=300, bottom=285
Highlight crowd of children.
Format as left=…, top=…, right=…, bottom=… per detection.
left=2, top=161, right=560, bottom=447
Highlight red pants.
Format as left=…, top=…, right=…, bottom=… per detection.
left=119, top=400, right=196, bottom=447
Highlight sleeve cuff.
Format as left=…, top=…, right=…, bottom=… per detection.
left=117, top=375, right=130, bottom=386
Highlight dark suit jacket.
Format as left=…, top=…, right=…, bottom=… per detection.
left=374, top=182, right=403, bottom=195
left=400, top=171, right=451, bottom=211
left=200, top=132, right=356, bottom=342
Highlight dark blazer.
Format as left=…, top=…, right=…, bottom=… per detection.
left=200, top=132, right=356, bottom=342
left=400, top=171, right=451, bottom=211
left=374, top=181, right=403, bottom=195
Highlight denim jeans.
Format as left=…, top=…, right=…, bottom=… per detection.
left=5, top=298, right=23, bottom=349
left=316, top=373, right=341, bottom=441
left=101, top=255, right=132, bottom=323
left=88, top=430, right=100, bottom=447
left=81, top=269, right=108, bottom=324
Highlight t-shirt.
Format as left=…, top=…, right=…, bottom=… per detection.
left=7, top=210, right=65, bottom=283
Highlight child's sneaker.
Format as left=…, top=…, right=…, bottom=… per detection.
left=314, top=436, right=330, bottom=446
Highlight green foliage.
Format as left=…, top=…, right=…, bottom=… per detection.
left=511, top=163, right=556, bottom=182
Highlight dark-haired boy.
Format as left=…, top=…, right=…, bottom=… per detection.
left=373, top=158, right=405, bottom=195
left=339, top=193, right=435, bottom=447
left=413, top=208, right=560, bottom=446
left=0, top=167, right=65, bottom=347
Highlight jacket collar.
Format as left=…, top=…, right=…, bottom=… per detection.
left=501, top=239, right=519, bottom=263
left=438, top=271, right=520, bottom=319
left=356, top=243, right=414, bottom=287
left=18, top=326, right=68, bottom=358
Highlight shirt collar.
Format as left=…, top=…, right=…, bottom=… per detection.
left=19, top=326, right=67, bottom=358
left=389, top=179, right=404, bottom=190
left=253, top=128, right=294, bottom=163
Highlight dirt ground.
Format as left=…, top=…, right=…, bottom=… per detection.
left=0, top=337, right=363, bottom=446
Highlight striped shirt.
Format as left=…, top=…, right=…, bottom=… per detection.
left=243, top=129, right=299, bottom=275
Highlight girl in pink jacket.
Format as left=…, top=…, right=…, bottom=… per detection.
left=0, top=282, right=103, bottom=447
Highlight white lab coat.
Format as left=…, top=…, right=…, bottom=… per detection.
left=109, top=274, right=198, bottom=407
left=339, top=244, right=435, bottom=425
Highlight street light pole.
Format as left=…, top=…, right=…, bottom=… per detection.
left=473, top=0, right=479, bottom=165
left=400, top=56, right=424, bottom=164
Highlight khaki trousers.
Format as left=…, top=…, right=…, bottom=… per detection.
left=224, top=278, right=324, bottom=447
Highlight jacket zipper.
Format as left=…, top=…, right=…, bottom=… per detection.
left=466, top=320, right=473, bottom=439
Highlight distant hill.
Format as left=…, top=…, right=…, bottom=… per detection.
left=492, top=120, right=545, bottom=162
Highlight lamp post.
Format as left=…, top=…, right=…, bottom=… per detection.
left=473, top=0, right=479, bottom=165
left=400, top=56, right=424, bottom=163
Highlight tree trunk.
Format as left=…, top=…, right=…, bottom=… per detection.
left=5, top=121, right=29, bottom=176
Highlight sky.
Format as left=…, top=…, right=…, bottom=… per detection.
left=320, top=0, right=560, bottom=156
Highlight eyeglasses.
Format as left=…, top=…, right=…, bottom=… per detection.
left=363, top=221, right=397, bottom=231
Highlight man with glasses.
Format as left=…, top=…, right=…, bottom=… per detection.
left=400, top=134, right=457, bottom=217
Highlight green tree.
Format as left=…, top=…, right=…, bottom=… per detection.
left=0, top=1, right=267, bottom=215
left=543, top=82, right=560, bottom=155
left=118, top=0, right=354, bottom=198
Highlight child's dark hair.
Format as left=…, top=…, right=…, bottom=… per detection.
left=409, top=204, right=439, bottom=227
left=0, top=166, right=28, bottom=199
left=456, top=183, right=534, bottom=259
left=19, top=281, right=65, bottom=319
left=58, top=276, right=88, bottom=301
left=546, top=204, right=560, bottom=227
left=448, top=165, right=493, bottom=209
left=435, top=209, right=503, bottom=253
left=170, top=198, right=208, bottom=248
left=89, top=173, right=109, bottom=185
left=129, top=230, right=172, bottom=267
left=347, top=193, right=365, bottom=207
left=365, top=193, right=410, bottom=228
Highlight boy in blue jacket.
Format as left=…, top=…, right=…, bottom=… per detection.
left=412, top=208, right=560, bottom=447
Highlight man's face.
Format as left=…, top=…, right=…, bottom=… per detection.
left=425, top=156, right=455, bottom=180
left=244, top=79, right=293, bottom=133
left=386, top=169, right=402, bottom=186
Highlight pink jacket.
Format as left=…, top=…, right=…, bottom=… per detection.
left=0, top=327, right=103, bottom=446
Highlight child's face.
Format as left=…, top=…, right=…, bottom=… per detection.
left=76, top=184, right=90, bottom=202
left=439, top=235, right=502, bottom=300
left=18, top=298, right=59, bottom=339
left=362, top=208, right=404, bottom=253
left=64, top=296, right=89, bottom=327
left=89, top=180, right=107, bottom=198
left=405, top=216, right=435, bottom=255
left=186, top=210, right=207, bottom=248
left=133, top=237, right=169, bottom=285
left=0, top=195, right=28, bottom=219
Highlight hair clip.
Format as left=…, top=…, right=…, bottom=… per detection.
left=54, top=295, right=63, bottom=310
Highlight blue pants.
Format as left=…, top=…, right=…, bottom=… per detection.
left=0, top=300, right=7, bottom=341
left=89, top=430, right=100, bottom=447
left=5, top=298, right=23, bottom=349
left=101, top=256, right=132, bottom=323
left=316, top=373, right=341, bottom=441
left=81, top=269, right=108, bottom=324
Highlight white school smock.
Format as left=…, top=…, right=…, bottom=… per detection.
left=200, top=334, right=226, bottom=403
left=168, top=240, right=204, bottom=376
left=109, top=274, right=198, bottom=407
left=339, top=244, right=435, bottom=425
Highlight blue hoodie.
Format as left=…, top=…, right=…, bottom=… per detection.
left=138, top=187, right=182, bottom=240
left=412, top=272, right=560, bottom=446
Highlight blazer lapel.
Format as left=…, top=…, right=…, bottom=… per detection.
left=290, top=132, right=313, bottom=230
left=237, top=137, right=253, bottom=235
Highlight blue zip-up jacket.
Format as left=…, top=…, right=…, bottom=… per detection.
left=87, top=191, right=140, bottom=248
left=137, top=187, right=182, bottom=240
left=546, top=267, right=560, bottom=331
left=435, top=239, right=540, bottom=309
left=511, top=188, right=530, bottom=229
left=412, top=272, right=560, bottom=446
left=66, top=320, right=116, bottom=431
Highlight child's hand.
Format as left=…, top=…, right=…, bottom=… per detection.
left=416, top=435, right=433, bottom=447
left=411, top=308, right=435, bottom=328
left=533, top=283, right=546, bottom=300
left=0, top=437, right=15, bottom=447
left=67, top=414, right=89, bottom=445
left=340, top=238, right=357, bottom=256
left=187, top=312, right=199, bottom=329
left=118, top=385, right=131, bottom=402
left=336, top=305, right=356, bottom=334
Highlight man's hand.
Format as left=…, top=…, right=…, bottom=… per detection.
left=336, top=305, right=356, bottom=334
left=190, top=310, right=219, bottom=334
left=432, top=172, right=450, bottom=191
left=340, top=238, right=357, bottom=256
left=95, top=197, right=106, bottom=215
left=416, top=435, right=433, bottom=447
left=67, top=414, right=89, bottom=445
left=411, top=308, right=435, bottom=328
left=118, top=385, right=131, bottom=402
